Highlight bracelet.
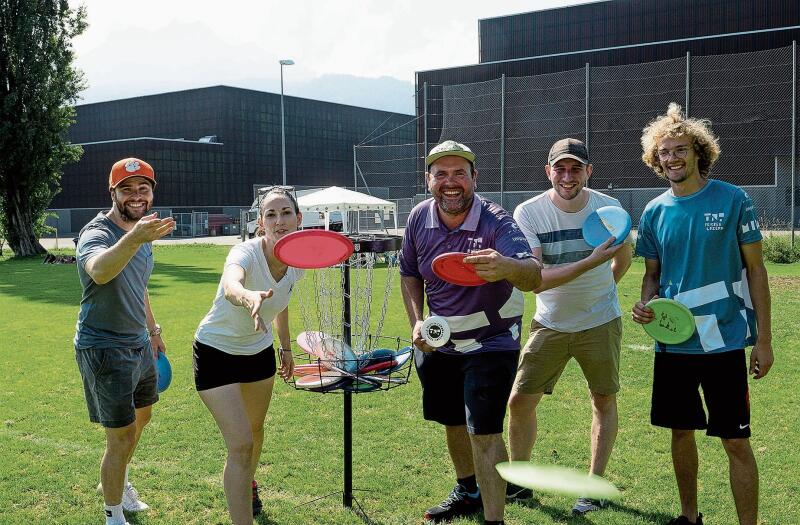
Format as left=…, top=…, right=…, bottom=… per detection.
left=149, top=324, right=162, bottom=337
left=279, top=348, right=292, bottom=352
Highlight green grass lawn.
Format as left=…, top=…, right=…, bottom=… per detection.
left=1, top=246, right=798, bottom=524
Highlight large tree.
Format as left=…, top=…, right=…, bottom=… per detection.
left=0, top=0, right=85, bottom=256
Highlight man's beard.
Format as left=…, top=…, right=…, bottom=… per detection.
left=113, top=198, right=151, bottom=222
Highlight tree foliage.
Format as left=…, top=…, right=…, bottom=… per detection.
left=0, top=0, right=85, bottom=257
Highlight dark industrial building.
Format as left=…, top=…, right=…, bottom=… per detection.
left=412, top=0, right=799, bottom=226
left=51, top=85, right=414, bottom=234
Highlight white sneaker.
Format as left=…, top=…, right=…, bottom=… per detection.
left=121, top=483, right=150, bottom=512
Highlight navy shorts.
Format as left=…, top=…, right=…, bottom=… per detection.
left=651, top=349, right=751, bottom=439
left=193, top=340, right=277, bottom=391
left=414, top=348, right=519, bottom=435
left=75, top=343, right=158, bottom=429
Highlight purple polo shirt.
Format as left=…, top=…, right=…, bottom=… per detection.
left=400, top=195, right=533, bottom=355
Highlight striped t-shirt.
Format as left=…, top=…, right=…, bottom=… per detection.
left=514, top=189, right=624, bottom=332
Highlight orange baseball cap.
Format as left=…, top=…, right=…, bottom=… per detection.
left=109, top=158, right=156, bottom=189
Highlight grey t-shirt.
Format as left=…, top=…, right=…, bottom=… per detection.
left=74, top=213, right=153, bottom=349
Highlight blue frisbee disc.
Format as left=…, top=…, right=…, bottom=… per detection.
left=582, top=206, right=632, bottom=247
left=156, top=352, right=172, bottom=393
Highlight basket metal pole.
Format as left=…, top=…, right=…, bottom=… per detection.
left=342, top=259, right=353, bottom=508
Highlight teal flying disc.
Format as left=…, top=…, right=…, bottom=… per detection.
left=643, top=298, right=695, bottom=344
left=496, top=461, right=620, bottom=499
left=156, top=352, right=172, bottom=393
left=582, top=206, right=632, bottom=247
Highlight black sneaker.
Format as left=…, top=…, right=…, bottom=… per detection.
left=423, top=484, right=482, bottom=523
left=666, top=513, right=703, bottom=525
left=252, top=480, right=263, bottom=517
left=505, top=482, right=533, bottom=502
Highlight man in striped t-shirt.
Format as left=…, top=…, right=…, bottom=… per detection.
left=508, top=138, right=632, bottom=516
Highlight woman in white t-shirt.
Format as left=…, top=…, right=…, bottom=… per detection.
left=193, top=187, right=302, bottom=524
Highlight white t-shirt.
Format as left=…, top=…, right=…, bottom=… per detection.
left=513, top=188, right=626, bottom=333
left=195, top=237, right=304, bottom=355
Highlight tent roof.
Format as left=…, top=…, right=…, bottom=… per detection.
left=297, top=186, right=396, bottom=212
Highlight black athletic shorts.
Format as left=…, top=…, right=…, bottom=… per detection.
left=193, top=339, right=277, bottom=391
left=414, top=348, right=519, bottom=435
left=651, top=349, right=751, bottom=439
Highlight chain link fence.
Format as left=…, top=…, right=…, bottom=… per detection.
left=355, top=44, right=798, bottom=235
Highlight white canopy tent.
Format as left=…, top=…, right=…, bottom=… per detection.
left=297, top=186, right=397, bottom=232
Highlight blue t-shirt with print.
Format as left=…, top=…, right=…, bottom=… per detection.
left=635, top=179, right=761, bottom=354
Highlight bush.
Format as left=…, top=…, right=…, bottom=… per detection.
left=762, top=234, right=800, bottom=264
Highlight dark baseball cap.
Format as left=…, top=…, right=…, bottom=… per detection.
left=548, top=138, right=589, bottom=166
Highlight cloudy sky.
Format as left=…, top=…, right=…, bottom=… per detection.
left=67, top=0, right=582, bottom=112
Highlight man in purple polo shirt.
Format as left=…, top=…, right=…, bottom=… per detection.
left=400, top=140, right=542, bottom=525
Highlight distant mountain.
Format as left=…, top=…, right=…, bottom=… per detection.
left=74, top=20, right=415, bottom=114
left=290, top=74, right=415, bottom=115
left=78, top=72, right=414, bottom=115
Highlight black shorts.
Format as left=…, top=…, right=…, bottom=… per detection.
left=193, top=340, right=277, bottom=391
left=414, top=348, right=519, bottom=435
left=651, top=349, right=751, bottom=439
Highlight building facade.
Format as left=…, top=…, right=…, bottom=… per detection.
left=411, top=0, right=799, bottom=226
left=52, top=86, right=413, bottom=234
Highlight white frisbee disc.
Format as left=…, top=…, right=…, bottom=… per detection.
left=421, top=315, right=450, bottom=348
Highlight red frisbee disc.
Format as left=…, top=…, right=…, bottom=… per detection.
left=431, top=252, right=487, bottom=286
left=273, top=230, right=354, bottom=269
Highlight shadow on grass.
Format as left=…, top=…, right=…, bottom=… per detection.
left=509, top=497, right=675, bottom=524
left=0, top=258, right=221, bottom=306
left=0, top=256, right=81, bottom=306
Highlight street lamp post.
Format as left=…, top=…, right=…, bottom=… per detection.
left=279, top=59, right=295, bottom=186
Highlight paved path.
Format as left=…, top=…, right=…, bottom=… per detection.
left=37, top=235, right=243, bottom=250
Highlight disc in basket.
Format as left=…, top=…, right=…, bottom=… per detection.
left=274, top=230, right=354, bottom=269
left=295, top=373, right=343, bottom=389
left=296, top=331, right=358, bottom=372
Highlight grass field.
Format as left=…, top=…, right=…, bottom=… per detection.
left=1, top=245, right=798, bottom=525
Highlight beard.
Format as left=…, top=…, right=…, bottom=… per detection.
left=113, top=197, right=152, bottom=222
left=554, top=184, right=582, bottom=201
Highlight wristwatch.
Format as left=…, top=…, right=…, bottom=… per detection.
left=149, top=324, right=162, bottom=337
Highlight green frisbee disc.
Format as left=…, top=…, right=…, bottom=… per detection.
left=643, top=298, right=696, bottom=344
left=495, top=461, right=620, bottom=499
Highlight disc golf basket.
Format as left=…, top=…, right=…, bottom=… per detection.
left=276, top=229, right=410, bottom=520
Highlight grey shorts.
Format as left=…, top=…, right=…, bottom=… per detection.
left=75, top=343, right=158, bottom=428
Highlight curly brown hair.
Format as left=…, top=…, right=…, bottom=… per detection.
left=640, top=103, right=721, bottom=179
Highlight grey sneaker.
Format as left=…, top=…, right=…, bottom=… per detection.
left=505, top=482, right=533, bottom=502
left=572, top=497, right=608, bottom=515
left=96, top=482, right=150, bottom=512
left=121, top=483, right=150, bottom=512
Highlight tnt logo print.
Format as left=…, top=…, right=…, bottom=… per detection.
left=704, top=212, right=725, bottom=231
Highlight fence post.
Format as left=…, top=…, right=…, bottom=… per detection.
left=500, top=74, right=506, bottom=208
left=789, top=40, right=797, bottom=249
left=424, top=82, right=429, bottom=199
left=685, top=51, right=691, bottom=116
left=585, top=62, right=590, bottom=188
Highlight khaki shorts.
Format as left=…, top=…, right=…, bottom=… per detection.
left=513, top=317, right=621, bottom=396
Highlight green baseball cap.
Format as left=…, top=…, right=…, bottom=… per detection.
left=425, top=140, right=476, bottom=168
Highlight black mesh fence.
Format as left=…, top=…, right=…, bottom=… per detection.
left=356, top=44, right=798, bottom=231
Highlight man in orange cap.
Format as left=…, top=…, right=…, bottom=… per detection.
left=74, top=158, right=175, bottom=525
